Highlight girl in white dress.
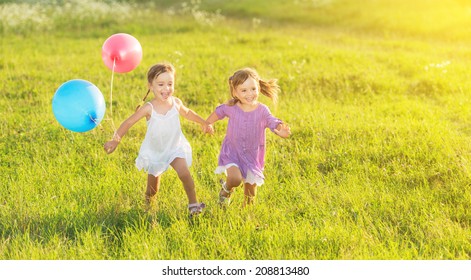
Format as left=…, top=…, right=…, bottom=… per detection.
left=104, top=63, right=213, bottom=216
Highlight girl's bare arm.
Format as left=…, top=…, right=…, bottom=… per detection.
left=175, top=97, right=214, bottom=134
left=104, top=104, right=150, bottom=153
left=206, top=111, right=220, bottom=125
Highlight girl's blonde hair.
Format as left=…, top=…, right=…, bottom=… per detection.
left=227, top=67, right=279, bottom=106
left=136, top=62, right=176, bottom=111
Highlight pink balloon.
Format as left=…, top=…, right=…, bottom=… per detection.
left=102, top=33, right=143, bottom=73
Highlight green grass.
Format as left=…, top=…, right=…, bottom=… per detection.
left=1, top=0, right=471, bottom=259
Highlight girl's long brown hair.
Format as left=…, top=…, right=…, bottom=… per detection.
left=227, top=68, right=279, bottom=106
left=135, top=62, right=175, bottom=111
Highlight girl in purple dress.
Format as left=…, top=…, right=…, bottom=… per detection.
left=206, top=68, right=291, bottom=206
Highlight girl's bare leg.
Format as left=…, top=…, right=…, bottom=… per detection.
left=219, top=166, right=242, bottom=199
left=146, top=174, right=161, bottom=203
left=243, top=183, right=257, bottom=206
left=171, top=158, right=197, bottom=204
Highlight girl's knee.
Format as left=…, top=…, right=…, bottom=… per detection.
left=226, top=166, right=242, bottom=185
left=227, top=176, right=242, bottom=188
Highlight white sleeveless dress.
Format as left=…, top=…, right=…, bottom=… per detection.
left=135, top=98, right=192, bottom=177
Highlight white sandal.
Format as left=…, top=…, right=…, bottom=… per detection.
left=218, top=180, right=233, bottom=206
left=188, top=202, right=206, bottom=217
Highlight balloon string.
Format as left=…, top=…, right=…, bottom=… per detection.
left=110, top=57, right=117, bottom=132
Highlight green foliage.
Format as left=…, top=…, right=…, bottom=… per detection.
left=1, top=0, right=471, bottom=260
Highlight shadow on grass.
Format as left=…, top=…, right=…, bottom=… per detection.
left=0, top=203, right=178, bottom=258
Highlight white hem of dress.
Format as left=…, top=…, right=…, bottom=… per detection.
left=136, top=154, right=191, bottom=177
left=215, top=163, right=264, bottom=186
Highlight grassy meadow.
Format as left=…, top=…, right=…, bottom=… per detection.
left=1, top=0, right=471, bottom=259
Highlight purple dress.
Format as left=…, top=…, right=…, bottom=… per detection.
left=214, top=103, right=282, bottom=186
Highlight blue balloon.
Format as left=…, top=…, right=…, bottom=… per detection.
left=52, top=79, right=106, bottom=132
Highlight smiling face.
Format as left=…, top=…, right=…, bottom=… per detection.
left=233, top=77, right=259, bottom=106
left=149, top=72, right=174, bottom=102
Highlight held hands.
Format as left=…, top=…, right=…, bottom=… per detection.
left=201, top=122, right=214, bottom=135
left=274, top=123, right=291, bottom=138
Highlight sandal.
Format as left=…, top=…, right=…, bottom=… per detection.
left=218, top=180, right=233, bottom=206
left=188, top=202, right=206, bottom=217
